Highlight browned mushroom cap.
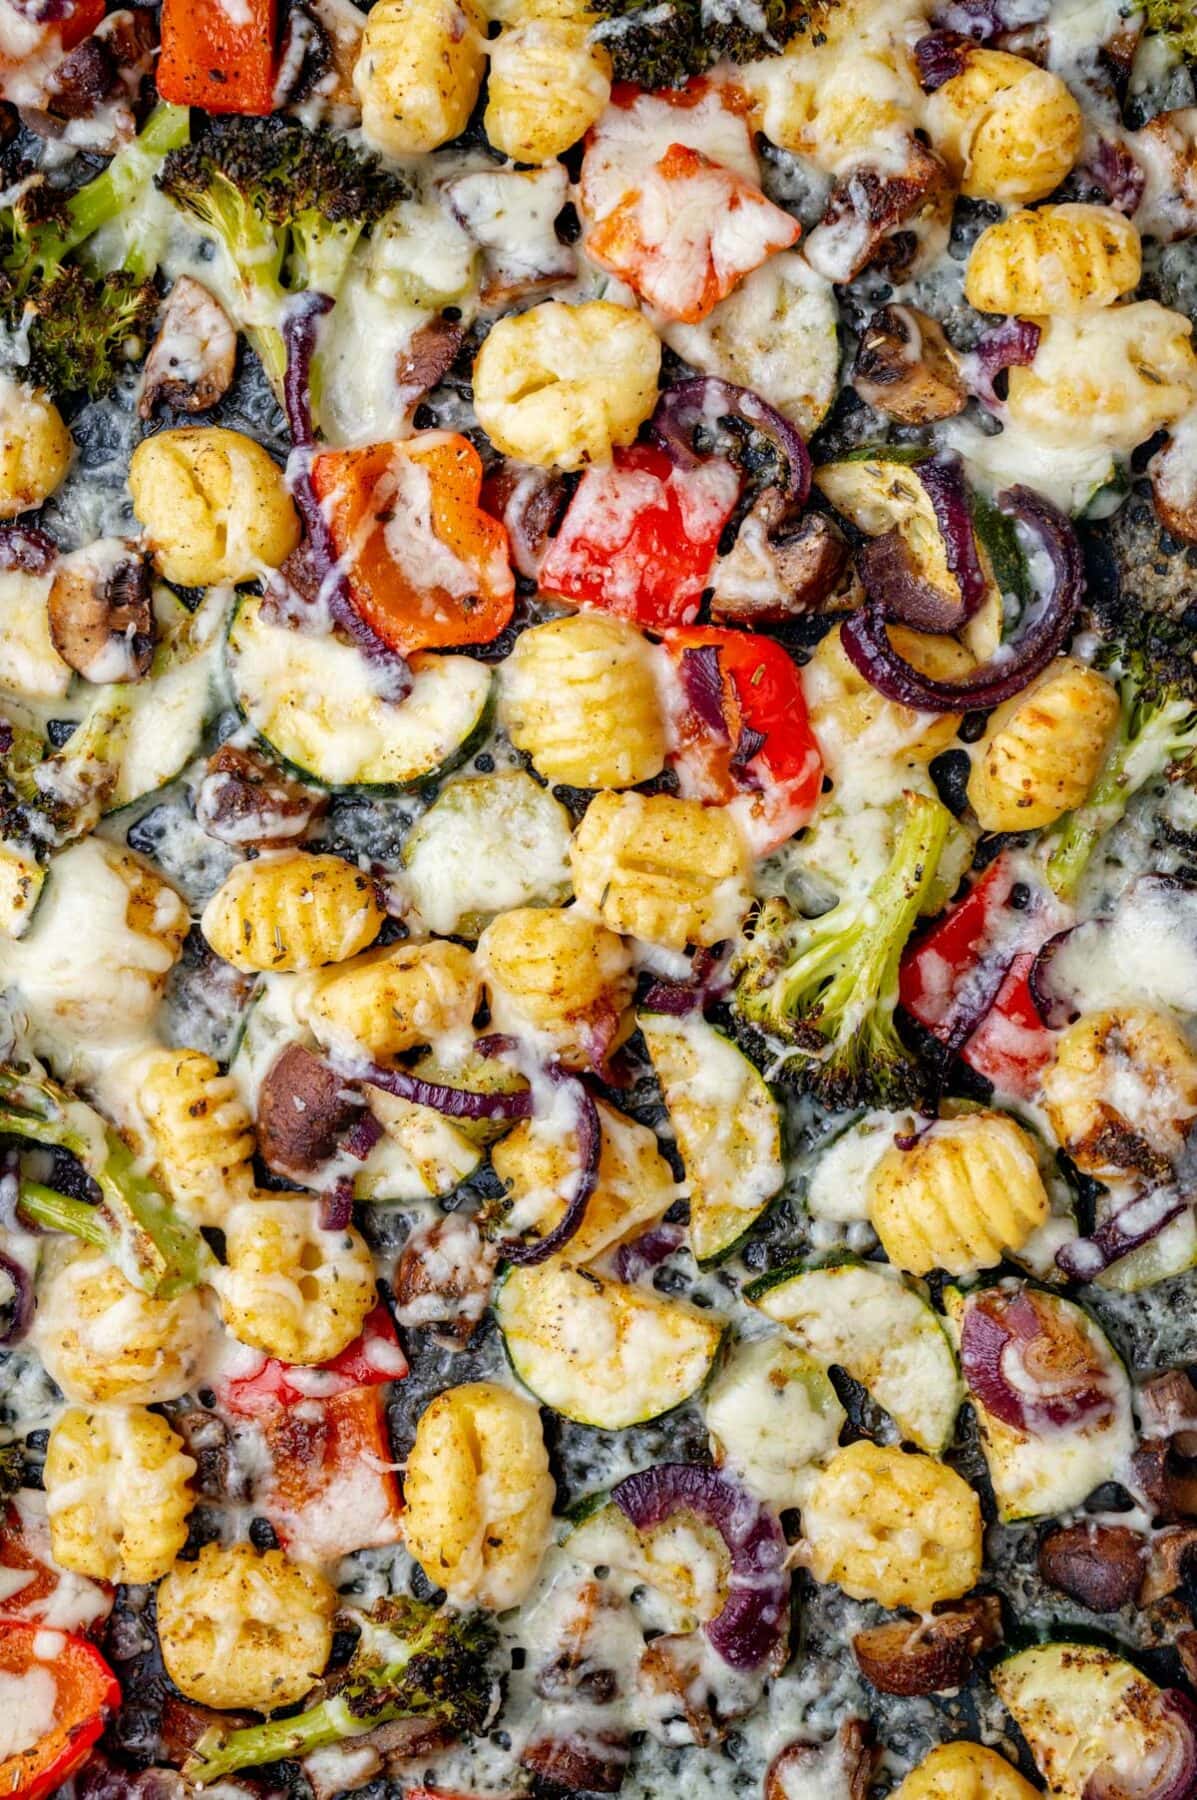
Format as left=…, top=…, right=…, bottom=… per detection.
left=194, top=743, right=328, bottom=850
left=766, top=1721, right=877, bottom=1800
left=139, top=276, right=237, bottom=420
left=47, top=540, right=155, bottom=683
left=395, top=318, right=466, bottom=414
left=1150, top=427, right=1197, bottom=547
left=256, top=1041, right=358, bottom=1177
left=805, top=140, right=953, bottom=284
left=1140, top=1526, right=1197, bottom=1605
left=1038, top=1523, right=1146, bottom=1612
left=851, top=1596, right=1003, bottom=1695
left=523, top=1734, right=629, bottom=1794
left=1140, top=1371, right=1197, bottom=1452
left=1135, top=110, right=1197, bottom=246
left=392, top=1215, right=497, bottom=1347
left=853, top=304, right=968, bottom=426
left=712, top=494, right=852, bottom=623
left=1134, top=1440, right=1197, bottom=1522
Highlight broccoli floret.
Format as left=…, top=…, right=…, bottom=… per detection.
left=590, top=0, right=816, bottom=86
left=0, top=103, right=189, bottom=401
left=732, top=788, right=952, bottom=1111
left=1043, top=600, right=1197, bottom=899
left=1141, top=0, right=1197, bottom=56
left=184, top=1599, right=498, bottom=1786
left=157, top=116, right=405, bottom=399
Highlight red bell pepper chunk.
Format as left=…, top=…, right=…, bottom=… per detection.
left=219, top=1301, right=407, bottom=1417
left=310, top=433, right=515, bottom=656
left=663, top=626, right=823, bottom=854
left=260, top=1385, right=404, bottom=1562
left=539, top=443, right=740, bottom=631
left=900, top=853, right=1065, bottom=1099
left=0, top=1620, right=118, bottom=1800
left=157, top=0, right=277, bottom=114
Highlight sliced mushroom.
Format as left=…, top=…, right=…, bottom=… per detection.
left=193, top=743, right=327, bottom=850
left=391, top=1215, right=497, bottom=1347
left=852, top=1596, right=1003, bottom=1695
left=29, top=11, right=153, bottom=151
left=484, top=463, right=569, bottom=581
left=1139, top=1371, right=1197, bottom=1451
left=853, top=304, right=968, bottom=426
left=1133, top=1440, right=1197, bottom=1523
left=711, top=493, right=852, bottom=622
left=256, top=1041, right=358, bottom=1178
left=1135, top=108, right=1197, bottom=245
left=1141, top=1526, right=1197, bottom=1606
left=47, top=540, right=155, bottom=684
left=1178, top=1630, right=1197, bottom=1687
left=395, top=317, right=466, bottom=415
left=1038, top=1523, right=1146, bottom=1612
left=291, top=0, right=365, bottom=112
left=1150, top=424, right=1197, bottom=547
left=140, top=276, right=237, bottom=419
left=637, top=1634, right=749, bottom=1747
left=765, top=1721, right=877, bottom=1800
left=805, top=140, right=953, bottom=285
left=523, top=1732, right=630, bottom=1794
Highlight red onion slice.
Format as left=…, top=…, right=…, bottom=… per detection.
left=318, top=1176, right=355, bottom=1232
left=914, top=29, right=973, bottom=89
left=841, top=484, right=1082, bottom=713
left=679, top=644, right=730, bottom=740
left=614, top=1221, right=685, bottom=1283
left=1029, top=927, right=1086, bottom=1030
left=965, top=318, right=1042, bottom=411
left=649, top=377, right=812, bottom=509
left=960, top=1288, right=1115, bottom=1432
left=1085, top=1689, right=1197, bottom=1800
left=611, top=1463, right=789, bottom=1671
left=0, top=1249, right=32, bottom=1345
left=1056, top=1189, right=1189, bottom=1281
left=499, top=1073, right=600, bottom=1267
left=336, top=1055, right=534, bottom=1122
left=1082, top=137, right=1147, bottom=216
left=0, top=527, right=57, bottom=575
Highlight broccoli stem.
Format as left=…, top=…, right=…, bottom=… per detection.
left=188, top=1695, right=374, bottom=1786
left=18, top=1180, right=110, bottom=1247
left=62, top=104, right=191, bottom=251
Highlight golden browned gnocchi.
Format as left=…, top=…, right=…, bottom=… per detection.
left=156, top=1541, right=337, bottom=1710
left=129, top=426, right=299, bottom=585
left=216, top=1196, right=378, bottom=1363
left=485, top=10, right=611, bottom=163
left=34, top=1244, right=211, bottom=1404
left=967, top=659, right=1121, bottom=833
left=894, top=1743, right=1042, bottom=1800
left=803, top=621, right=975, bottom=774
left=1006, top=303, right=1197, bottom=452
left=44, top=1405, right=196, bottom=1585
left=803, top=1441, right=983, bottom=1608
left=868, top=1112, right=1051, bottom=1277
left=128, top=1046, right=256, bottom=1223
left=355, top=0, right=486, bottom=156
left=299, top=937, right=481, bottom=1060
left=473, top=300, right=661, bottom=470
left=500, top=613, right=666, bottom=789
left=478, top=906, right=634, bottom=1068
left=569, top=791, right=751, bottom=950
left=403, top=1380, right=554, bottom=1609
left=0, top=373, right=72, bottom=517
left=925, top=50, right=1083, bottom=204
left=1042, top=1007, right=1197, bottom=1179
left=963, top=205, right=1142, bottom=316
left=201, top=851, right=384, bottom=973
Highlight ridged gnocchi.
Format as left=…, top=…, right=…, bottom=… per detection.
left=156, top=1541, right=337, bottom=1710
left=128, top=1047, right=256, bottom=1224
left=403, top=1380, right=554, bottom=1610
left=964, top=205, right=1142, bottom=316
left=868, top=1112, right=1051, bottom=1276
left=926, top=50, right=1083, bottom=203
left=354, top=0, right=486, bottom=156
left=967, top=659, right=1121, bottom=833
left=0, top=373, right=72, bottom=517
left=491, top=1095, right=675, bottom=1264
left=217, top=1196, right=378, bottom=1364
left=1042, top=1007, right=1197, bottom=1179
left=803, top=1441, right=983, bottom=1608
left=569, top=791, right=751, bottom=950
left=804, top=622, right=974, bottom=775
left=485, top=13, right=611, bottom=163
left=299, top=937, right=481, bottom=1061
left=44, top=1405, right=196, bottom=1585
left=201, top=851, right=384, bottom=973
left=1006, top=303, right=1197, bottom=452
left=473, top=300, right=661, bottom=470
left=478, top=906, right=634, bottom=1069
left=500, top=613, right=666, bottom=789
left=894, top=1743, right=1041, bottom=1800
left=35, top=1245, right=211, bottom=1405
left=128, top=427, right=299, bottom=586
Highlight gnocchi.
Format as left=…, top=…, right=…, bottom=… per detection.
left=0, top=374, right=72, bottom=517
left=485, top=14, right=611, bottom=163
left=963, top=205, right=1142, bottom=316
left=478, top=905, right=634, bottom=1068
left=926, top=50, right=1083, bottom=204
left=45, top=1405, right=196, bottom=1585
left=201, top=851, right=384, bottom=973
left=1042, top=1007, right=1197, bottom=1180
left=1006, top=303, right=1197, bottom=452
left=500, top=613, right=666, bottom=790
left=894, top=1743, right=1042, bottom=1800
left=569, top=791, right=751, bottom=950
left=355, top=0, right=486, bottom=155
left=128, top=427, right=300, bottom=586
left=403, top=1380, right=554, bottom=1609
left=217, top=1196, right=378, bottom=1364
left=128, top=1047, right=256, bottom=1224
left=967, top=659, right=1121, bottom=833
left=35, top=1245, right=211, bottom=1405
left=300, top=937, right=481, bottom=1061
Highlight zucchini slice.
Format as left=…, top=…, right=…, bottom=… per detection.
left=227, top=591, right=492, bottom=793
left=565, top=1499, right=728, bottom=1625
left=704, top=1337, right=845, bottom=1507
left=639, top=1011, right=783, bottom=1265
left=403, top=770, right=574, bottom=937
left=945, top=1285, right=1134, bottom=1521
left=745, top=1257, right=961, bottom=1454
left=994, top=1642, right=1185, bottom=1800
left=495, top=1261, right=724, bottom=1429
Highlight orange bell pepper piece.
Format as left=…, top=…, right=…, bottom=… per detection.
left=0, top=1620, right=119, bottom=1800
left=261, top=1384, right=404, bottom=1562
left=310, top=432, right=516, bottom=656
left=157, top=0, right=277, bottom=115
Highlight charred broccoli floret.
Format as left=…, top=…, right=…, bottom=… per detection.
left=157, top=116, right=406, bottom=397
left=732, top=789, right=952, bottom=1111
left=590, top=0, right=815, bottom=86
left=1044, top=600, right=1197, bottom=899
left=0, top=103, right=189, bottom=400
left=1141, top=0, right=1197, bottom=56
left=184, top=1598, right=498, bottom=1785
